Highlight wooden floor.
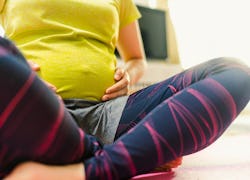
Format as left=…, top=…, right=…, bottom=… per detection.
left=130, top=60, right=183, bottom=92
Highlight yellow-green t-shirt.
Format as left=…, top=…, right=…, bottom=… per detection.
left=0, top=0, right=141, bottom=101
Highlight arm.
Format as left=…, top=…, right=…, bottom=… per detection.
left=102, top=21, right=147, bottom=101
left=116, top=20, right=147, bottom=85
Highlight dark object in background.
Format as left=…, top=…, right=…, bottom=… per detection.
left=137, top=5, right=168, bottom=60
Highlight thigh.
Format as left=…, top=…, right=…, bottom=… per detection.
left=116, top=73, right=180, bottom=137
left=0, top=38, right=86, bottom=177
left=119, top=80, right=176, bottom=125
left=117, top=58, right=246, bottom=137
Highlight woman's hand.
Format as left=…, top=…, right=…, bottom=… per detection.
left=102, top=67, right=130, bottom=101
left=27, top=61, right=57, bottom=93
left=5, top=161, right=85, bottom=180
left=27, top=61, right=40, bottom=71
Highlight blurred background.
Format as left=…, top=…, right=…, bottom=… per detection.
left=134, top=0, right=250, bottom=68
left=133, top=0, right=250, bottom=111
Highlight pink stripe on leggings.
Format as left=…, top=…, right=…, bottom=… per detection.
left=0, top=72, right=35, bottom=128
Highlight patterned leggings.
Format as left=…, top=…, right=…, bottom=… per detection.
left=0, top=38, right=250, bottom=180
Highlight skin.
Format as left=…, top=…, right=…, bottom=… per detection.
left=5, top=21, right=146, bottom=179
left=102, top=21, right=147, bottom=101
left=4, top=162, right=85, bottom=180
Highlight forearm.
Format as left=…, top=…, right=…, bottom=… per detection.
left=5, top=162, right=85, bottom=180
left=46, top=163, right=85, bottom=180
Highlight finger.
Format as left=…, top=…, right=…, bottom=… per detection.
left=102, top=87, right=128, bottom=101
left=114, top=68, right=125, bottom=81
left=107, top=72, right=130, bottom=93
left=56, top=94, right=63, bottom=102
left=106, top=77, right=129, bottom=94
left=43, top=81, right=57, bottom=92
left=27, top=61, right=40, bottom=71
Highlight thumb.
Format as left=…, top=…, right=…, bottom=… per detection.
left=114, top=68, right=124, bottom=81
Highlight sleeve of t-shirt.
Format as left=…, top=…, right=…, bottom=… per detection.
left=0, top=0, right=6, bottom=12
left=0, top=0, right=6, bottom=29
left=119, top=0, right=141, bottom=29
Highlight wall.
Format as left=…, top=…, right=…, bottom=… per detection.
left=169, top=0, right=250, bottom=68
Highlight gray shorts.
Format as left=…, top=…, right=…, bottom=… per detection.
left=64, top=96, right=128, bottom=144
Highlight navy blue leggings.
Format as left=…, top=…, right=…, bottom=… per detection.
left=0, top=38, right=250, bottom=180
left=85, top=58, right=250, bottom=179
